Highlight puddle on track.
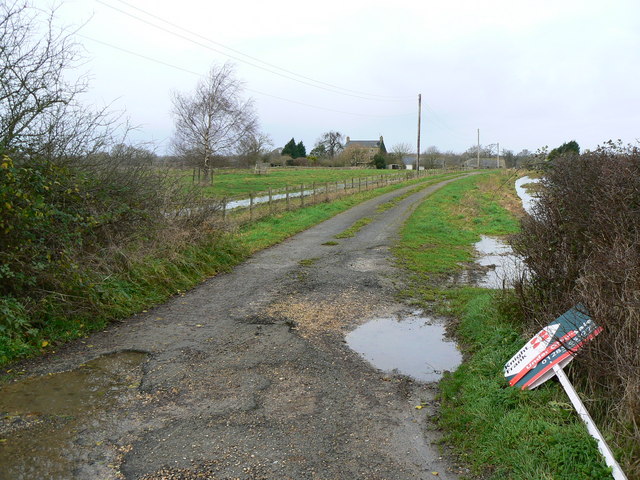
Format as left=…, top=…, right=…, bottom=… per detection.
left=0, top=351, right=147, bottom=480
left=346, top=313, right=462, bottom=382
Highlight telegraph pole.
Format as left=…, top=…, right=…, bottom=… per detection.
left=477, top=128, right=480, bottom=168
left=416, top=93, right=422, bottom=171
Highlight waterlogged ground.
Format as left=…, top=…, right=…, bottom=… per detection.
left=469, top=175, right=539, bottom=289
left=0, top=177, right=473, bottom=480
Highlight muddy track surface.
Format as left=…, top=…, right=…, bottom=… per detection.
left=1, top=176, right=472, bottom=480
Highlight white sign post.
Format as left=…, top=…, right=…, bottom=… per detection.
left=504, top=306, right=627, bottom=480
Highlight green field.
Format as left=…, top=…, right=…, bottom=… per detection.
left=172, top=167, right=420, bottom=198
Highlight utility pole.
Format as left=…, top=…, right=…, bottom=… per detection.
left=416, top=93, right=422, bottom=171
left=497, top=142, right=500, bottom=168
left=477, top=128, right=480, bottom=169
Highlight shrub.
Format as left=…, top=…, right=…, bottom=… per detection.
left=512, top=141, right=640, bottom=473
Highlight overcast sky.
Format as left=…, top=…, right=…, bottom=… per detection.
left=47, top=0, right=640, bottom=155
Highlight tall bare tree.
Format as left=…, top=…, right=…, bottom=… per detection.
left=0, top=2, right=123, bottom=160
left=237, top=132, right=273, bottom=168
left=171, top=63, right=257, bottom=180
left=317, top=131, right=344, bottom=158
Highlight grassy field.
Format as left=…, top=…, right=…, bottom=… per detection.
left=394, top=172, right=613, bottom=479
left=172, top=166, right=421, bottom=198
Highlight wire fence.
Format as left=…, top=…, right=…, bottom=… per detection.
left=172, top=168, right=462, bottom=224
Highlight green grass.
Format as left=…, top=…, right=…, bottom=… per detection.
left=394, top=173, right=519, bottom=279
left=394, top=172, right=612, bottom=479
left=173, top=167, right=415, bottom=198
left=335, top=217, right=373, bottom=238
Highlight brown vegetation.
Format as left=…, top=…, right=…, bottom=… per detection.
left=511, top=142, right=640, bottom=473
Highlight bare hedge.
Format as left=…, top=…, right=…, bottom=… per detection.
left=512, top=142, right=640, bottom=470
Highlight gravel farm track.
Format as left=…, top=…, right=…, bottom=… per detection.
left=1, top=176, right=473, bottom=480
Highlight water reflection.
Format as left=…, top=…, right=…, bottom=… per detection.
left=346, top=313, right=462, bottom=382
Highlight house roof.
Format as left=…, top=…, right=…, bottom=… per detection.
left=344, top=135, right=385, bottom=151
left=346, top=140, right=381, bottom=148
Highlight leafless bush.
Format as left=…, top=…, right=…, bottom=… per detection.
left=512, top=141, right=640, bottom=468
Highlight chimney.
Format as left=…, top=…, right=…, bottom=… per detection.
left=346, top=136, right=350, bottom=143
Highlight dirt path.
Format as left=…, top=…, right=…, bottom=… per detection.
left=1, top=176, right=470, bottom=480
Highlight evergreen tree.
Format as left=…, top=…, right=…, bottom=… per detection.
left=373, top=153, right=387, bottom=169
left=281, top=138, right=297, bottom=157
left=296, top=141, right=306, bottom=158
left=548, top=140, right=580, bottom=161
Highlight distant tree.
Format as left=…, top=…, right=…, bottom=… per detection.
left=502, top=149, right=516, bottom=168
left=373, top=153, right=386, bottom=169
left=339, top=145, right=369, bottom=166
left=309, top=143, right=327, bottom=158
left=296, top=141, right=306, bottom=158
left=110, top=144, right=157, bottom=166
left=282, top=138, right=297, bottom=157
left=548, top=140, right=580, bottom=161
left=422, top=145, right=440, bottom=168
left=171, top=62, right=257, bottom=181
left=316, top=131, right=344, bottom=158
left=237, top=132, right=273, bottom=167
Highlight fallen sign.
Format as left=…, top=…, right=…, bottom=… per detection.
left=504, top=305, right=627, bottom=480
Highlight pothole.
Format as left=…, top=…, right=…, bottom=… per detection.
left=0, top=350, right=148, bottom=480
left=346, top=312, right=462, bottom=382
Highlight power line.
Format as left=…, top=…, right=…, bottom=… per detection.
left=78, top=34, right=414, bottom=119
left=95, top=0, right=413, bottom=102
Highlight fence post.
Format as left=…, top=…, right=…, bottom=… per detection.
left=286, top=184, right=290, bottom=210
left=300, top=184, right=304, bottom=207
left=222, top=197, right=226, bottom=221
left=249, top=192, right=254, bottom=220
left=312, top=182, right=316, bottom=201
left=351, top=177, right=354, bottom=189
left=268, top=188, right=272, bottom=212
left=358, top=177, right=361, bottom=192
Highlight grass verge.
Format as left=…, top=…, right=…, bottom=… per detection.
left=394, top=171, right=612, bottom=479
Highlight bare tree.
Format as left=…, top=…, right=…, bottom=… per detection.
left=0, top=2, right=126, bottom=160
left=339, top=145, right=369, bottom=166
left=0, top=1, right=80, bottom=153
left=316, top=131, right=344, bottom=158
left=237, top=132, right=273, bottom=168
left=171, top=63, right=257, bottom=181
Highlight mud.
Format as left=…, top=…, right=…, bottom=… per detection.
left=0, top=176, right=472, bottom=480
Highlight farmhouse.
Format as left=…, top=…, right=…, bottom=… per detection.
left=344, top=136, right=387, bottom=161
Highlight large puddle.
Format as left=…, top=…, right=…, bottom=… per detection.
left=0, top=351, right=147, bottom=480
left=346, top=313, right=462, bottom=382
